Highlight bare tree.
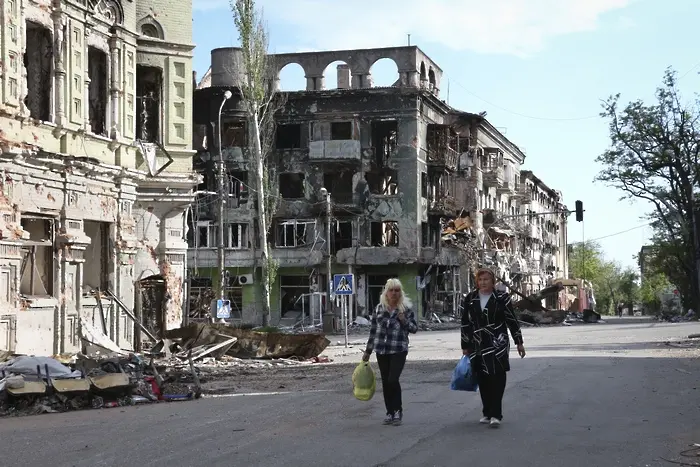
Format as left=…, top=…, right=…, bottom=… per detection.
left=230, top=0, right=286, bottom=326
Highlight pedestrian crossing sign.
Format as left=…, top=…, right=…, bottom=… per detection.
left=333, top=274, right=354, bottom=295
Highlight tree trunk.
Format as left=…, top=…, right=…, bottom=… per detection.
left=252, top=109, right=271, bottom=326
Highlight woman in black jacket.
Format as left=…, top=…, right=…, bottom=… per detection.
left=461, top=267, right=526, bottom=428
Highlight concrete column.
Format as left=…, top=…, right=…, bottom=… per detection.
left=18, top=2, right=30, bottom=117
left=51, top=11, right=66, bottom=125
left=83, top=26, right=91, bottom=131
left=109, top=36, right=121, bottom=139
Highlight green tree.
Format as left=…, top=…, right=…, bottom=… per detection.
left=639, top=271, right=671, bottom=315
left=595, top=68, right=700, bottom=312
left=568, top=241, right=639, bottom=314
left=230, top=0, right=286, bottom=325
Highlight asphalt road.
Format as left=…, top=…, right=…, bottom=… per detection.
left=2, top=321, right=700, bottom=467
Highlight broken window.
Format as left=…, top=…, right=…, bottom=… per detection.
left=370, top=221, right=399, bottom=247
left=332, top=220, right=353, bottom=254
left=19, top=216, right=55, bottom=296
left=24, top=21, right=52, bottom=121
left=195, top=222, right=217, bottom=248
left=84, top=221, right=109, bottom=292
left=226, top=223, right=248, bottom=249
left=280, top=275, right=322, bottom=318
left=367, top=274, right=397, bottom=314
left=366, top=169, right=398, bottom=195
left=136, top=65, right=162, bottom=143
left=427, top=124, right=458, bottom=166
left=421, top=222, right=439, bottom=248
left=421, top=172, right=428, bottom=198
left=222, top=120, right=246, bottom=148
left=330, top=121, right=352, bottom=140
left=323, top=172, right=354, bottom=204
left=88, top=47, right=108, bottom=135
left=279, top=173, right=305, bottom=199
left=276, top=220, right=315, bottom=248
left=371, top=120, right=397, bottom=165
left=276, top=124, right=302, bottom=149
left=228, top=171, right=249, bottom=205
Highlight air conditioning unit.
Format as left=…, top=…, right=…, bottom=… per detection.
left=237, top=274, right=254, bottom=285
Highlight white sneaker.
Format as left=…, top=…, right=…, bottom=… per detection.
left=479, top=416, right=490, bottom=424
left=489, top=418, right=501, bottom=428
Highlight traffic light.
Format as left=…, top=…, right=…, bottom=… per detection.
left=575, top=200, right=583, bottom=222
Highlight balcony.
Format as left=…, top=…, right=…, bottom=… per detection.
left=308, top=140, right=361, bottom=161
left=482, top=167, right=504, bottom=188
left=427, top=147, right=459, bottom=171
left=512, top=186, right=532, bottom=204
left=496, top=179, right=514, bottom=195
left=428, top=195, right=460, bottom=217
left=527, top=258, right=541, bottom=275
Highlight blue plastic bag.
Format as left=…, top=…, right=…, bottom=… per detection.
left=450, top=356, right=478, bottom=392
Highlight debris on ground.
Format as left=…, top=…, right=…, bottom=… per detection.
left=0, top=323, right=332, bottom=418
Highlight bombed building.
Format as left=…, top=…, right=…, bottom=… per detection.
left=0, top=0, right=197, bottom=355
left=188, top=45, right=569, bottom=325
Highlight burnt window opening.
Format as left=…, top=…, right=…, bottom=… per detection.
left=24, top=21, right=52, bottom=121
left=323, top=172, right=354, bottom=204
left=427, top=124, right=458, bottom=163
left=370, top=221, right=399, bottom=247
left=279, top=173, right=305, bottom=199
left=371, top=120, right=398, bottom=166
left=88, top=47, right=108, bottom=136
left=421, top=172, right=428, bottom=198
left=228, top=171, right=249, bottom=204
left=427, top=171, right=453, bottom=205
left=330, top=121, right=352, bottom=140
left=83, top=221, right=109, bottom=292
left=193, top=222, right=217, bottom=248
left=366, top=169, right=398, bottom=195
left=136, top=65, right=162, bottom=143
left=276, top=124, right=302, bottom=149
left=367, top=274, right=398, bottom=316
left=332, top=220, right=353, bottom=254
left=19, top=216, right=55, bottom=296
left=222, top=120, right=246, bottom=148
left=226, top=223, right=248, bottom=249
left=276, top=220, right=315, bottom=248
left=421, top=222, right=440, bottom=248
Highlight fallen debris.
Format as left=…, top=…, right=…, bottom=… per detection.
left=164, top=323, right=330, bottom=360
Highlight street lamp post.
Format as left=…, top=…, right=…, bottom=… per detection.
left=320, top=187, right=334, bottom=333
left=216, top=90, right=232, bottom=323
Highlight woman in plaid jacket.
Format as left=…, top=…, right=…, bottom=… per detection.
left=362, top=278, right=418, bottom=426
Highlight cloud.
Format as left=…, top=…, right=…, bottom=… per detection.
left=194, top=0, right=635, bottom=57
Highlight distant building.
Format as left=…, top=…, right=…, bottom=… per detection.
left=189, top=45, right=569, bottom=325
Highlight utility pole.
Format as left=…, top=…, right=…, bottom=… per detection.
left=320, top=187, right=333, bottom=332
left=216, top=90, right=232, bottom=322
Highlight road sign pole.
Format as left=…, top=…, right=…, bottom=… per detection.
left=343, top=296, right=349, bottom=348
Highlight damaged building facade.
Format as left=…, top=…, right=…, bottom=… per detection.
left=0, top=0, right=197, bottom=355
left=188, top=45, right=569, bottom=325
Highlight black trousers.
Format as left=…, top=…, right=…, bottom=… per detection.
left=477, top=370, right=507, bottom=420
left=376, top=351, right=407, bottom=415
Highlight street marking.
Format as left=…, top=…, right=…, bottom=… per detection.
left=205, top=389, right=335, bottom=398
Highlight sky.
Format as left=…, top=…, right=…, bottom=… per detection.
left=191, top=0, right=700, bottom=271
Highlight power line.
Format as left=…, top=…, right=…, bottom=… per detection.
left=570, top=222, right=651, bottom=244
left=446, top=77, right=600, bottom=122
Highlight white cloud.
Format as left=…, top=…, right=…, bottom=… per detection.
left=194, top=0, right=635, bottom=57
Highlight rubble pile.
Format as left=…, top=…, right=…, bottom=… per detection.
left=0, top=352, right=198, bottom=418
left=0, top=323, right=332, bottom=418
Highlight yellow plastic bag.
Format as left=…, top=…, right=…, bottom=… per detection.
left=352, top=361, right=376, bottom=401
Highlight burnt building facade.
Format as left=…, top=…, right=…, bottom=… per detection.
left=188, top=45, right=569, bottom=325
left=0, top=0, right=197, bottom=354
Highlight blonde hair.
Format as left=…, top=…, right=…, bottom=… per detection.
left=379, top=278, right=413, bottom=312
